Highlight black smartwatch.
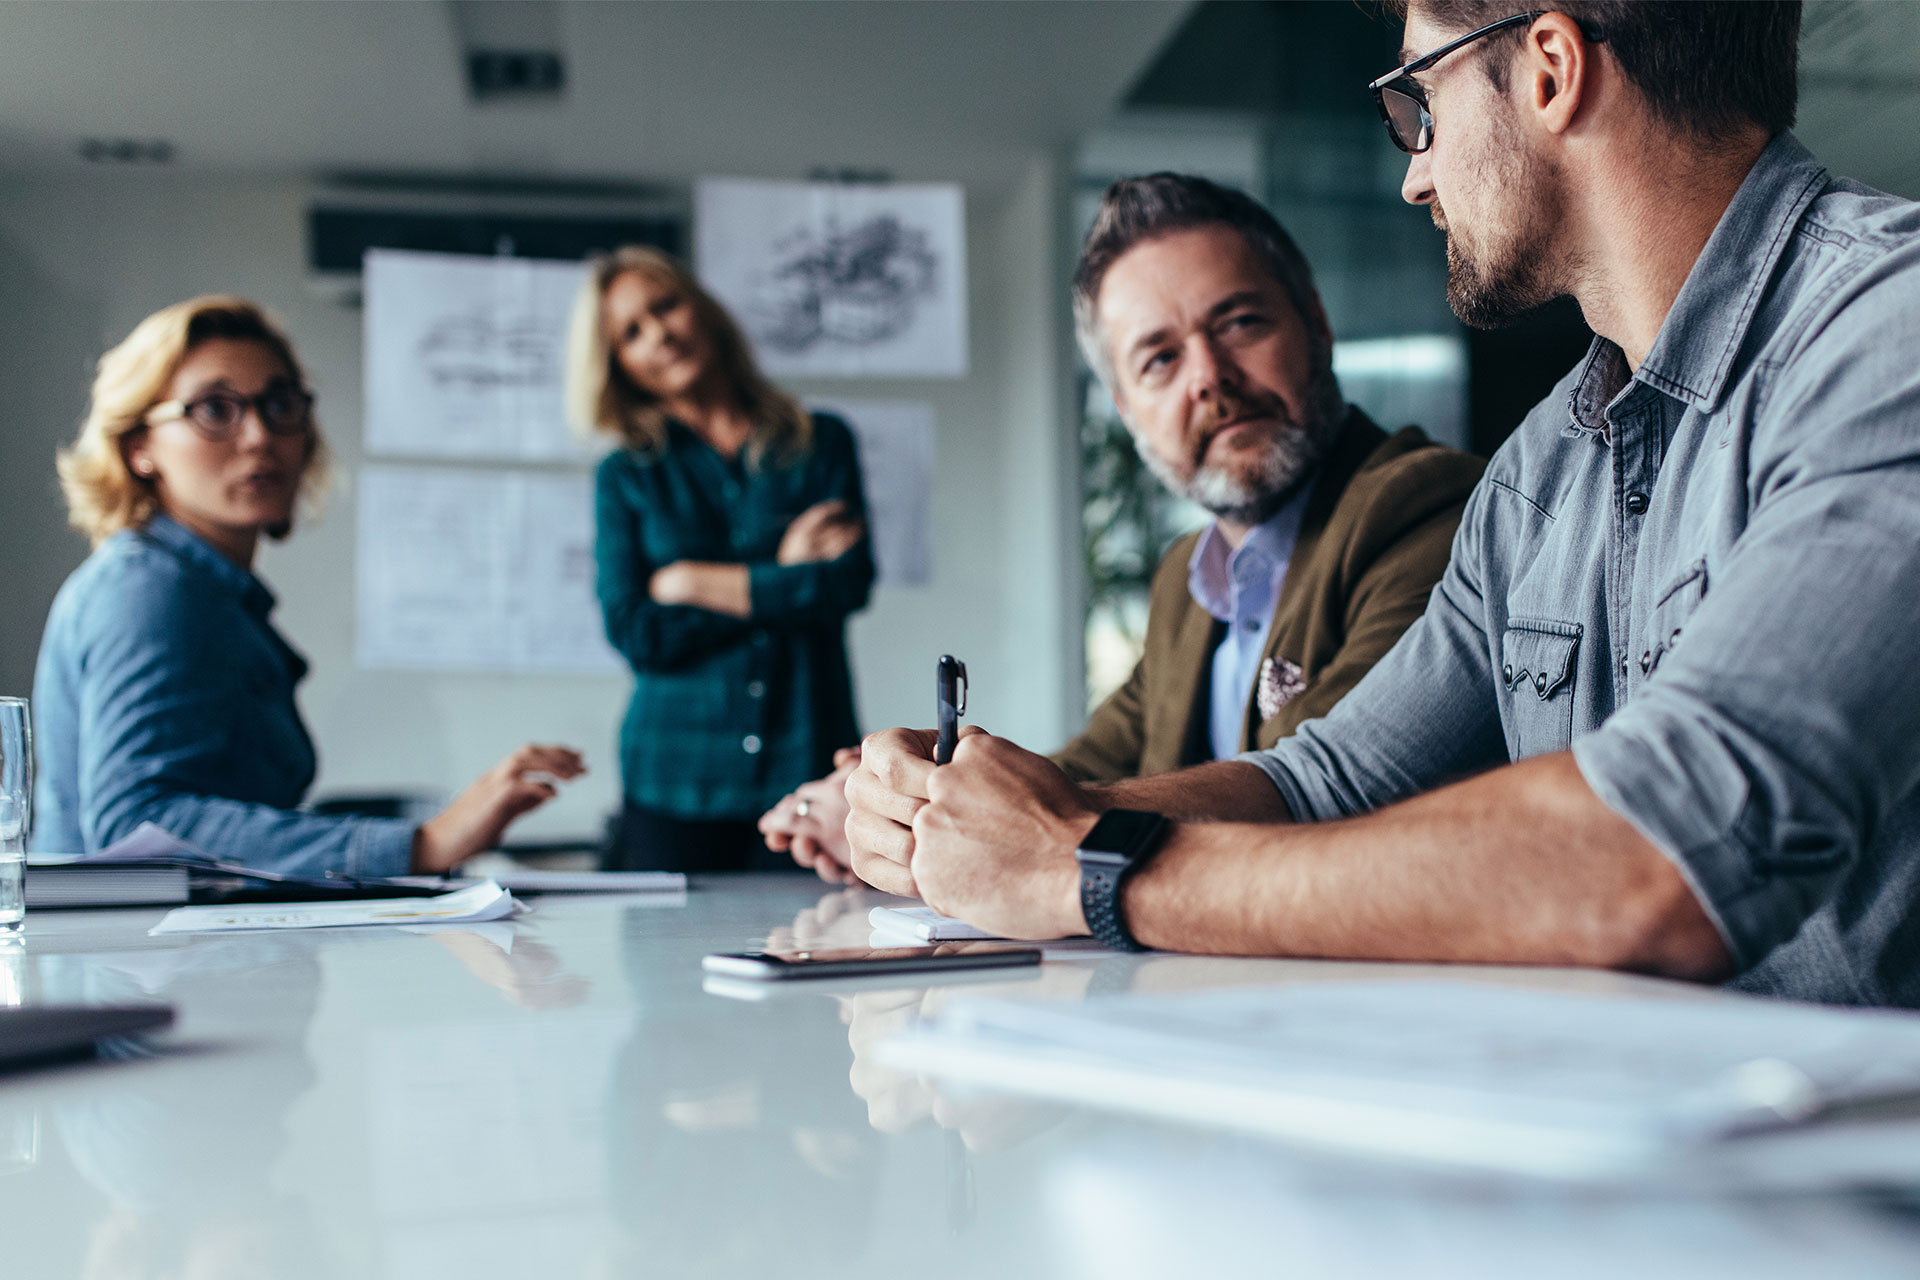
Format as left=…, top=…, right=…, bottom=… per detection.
left=1074, top=809, right=1169, bottom=952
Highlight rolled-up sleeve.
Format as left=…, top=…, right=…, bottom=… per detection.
left=1573, top=277, right=1920, bottom=969
left=1240, top=480, right=1510, bottom=820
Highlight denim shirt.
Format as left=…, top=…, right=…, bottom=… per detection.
left=1187, top=485, right=1311, bottom=761
left=1244, top=134, right=1920, bottom=1006
left=31, top=515, right=416, bottom=878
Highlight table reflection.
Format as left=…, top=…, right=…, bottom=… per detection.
left=52, top=938, right=332, bottom=1279
left=602, top=898, right=885, bottom=1274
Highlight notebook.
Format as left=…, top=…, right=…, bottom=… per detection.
left=0, top=1005, right=175, bottom=1070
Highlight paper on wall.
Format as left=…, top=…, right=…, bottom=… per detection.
left=364, top=249, right=591, bottom=461
left=356, top=464, right=620, bottom=674
left=696, top=178, right=968, bottom=378
left=811, top=399, right=934, bottom=587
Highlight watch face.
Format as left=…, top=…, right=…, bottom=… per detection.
left=1078, top=809, right=1167, bottom=860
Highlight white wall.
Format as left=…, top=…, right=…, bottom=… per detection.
left=0, top=163, right=1080, bottom=841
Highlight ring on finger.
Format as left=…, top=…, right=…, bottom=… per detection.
left=797, top=799, right=812, bottom=818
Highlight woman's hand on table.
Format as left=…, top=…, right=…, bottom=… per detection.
left=411, top=743, right=587, bottom=874
left=759, top=749, right=862, bottom=883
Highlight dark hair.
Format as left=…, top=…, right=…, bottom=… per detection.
left=1071, top=173, right=1323, bottom=384
left=1395, top=2, right=1800, bottom=140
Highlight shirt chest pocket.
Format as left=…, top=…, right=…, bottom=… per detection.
left=1501, top=619, right=1582, bottom=760
left=1638, top=560, right=1707, bottom=678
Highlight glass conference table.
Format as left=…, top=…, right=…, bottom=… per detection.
left=4, top=874, right=1920, bottom=1279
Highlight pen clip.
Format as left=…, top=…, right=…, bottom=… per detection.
left=954, top=661, right=968, bottom=716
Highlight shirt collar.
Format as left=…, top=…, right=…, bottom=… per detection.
left=1566, top=131, right=1830, bottom=435
left=140, top=514, right=278, bottom=620
left=1187, top=479, right=1314, bottom=623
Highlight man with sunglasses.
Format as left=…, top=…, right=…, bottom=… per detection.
left=846, top=2, right=1920, bottom=1005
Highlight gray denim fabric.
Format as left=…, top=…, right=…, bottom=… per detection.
left=1241, top=134, right=1920, bottom=1005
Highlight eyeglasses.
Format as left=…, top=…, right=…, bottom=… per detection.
left=1368, top=10, right=1544, bottom=154
left=146, top=387, right=315, bottom=440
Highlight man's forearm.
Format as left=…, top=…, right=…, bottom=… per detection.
left=1120, top=752, right=1733, bottom=980
left=1094, top=760, right=1292, bottom=823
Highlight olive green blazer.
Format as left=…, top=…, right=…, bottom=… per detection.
left=1054, top=411, right=1484, bottom=783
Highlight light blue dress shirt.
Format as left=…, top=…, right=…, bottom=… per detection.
left=31, top=514, right=416, bottom=878
left=1186, top=487, right=1312, bottom=761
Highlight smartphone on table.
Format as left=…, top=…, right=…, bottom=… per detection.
left=702, top=943, right=1041, bottom=981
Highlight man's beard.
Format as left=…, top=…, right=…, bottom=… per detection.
left=1439, top=115, right=1565, bottom=329
left=1138, top=361, right=1345, bottom=527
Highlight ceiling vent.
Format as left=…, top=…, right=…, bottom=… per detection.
left=454, top=1, right=566, bottom=103
left=467, top=49, right=564, bottom=101
left=78, top=138, right=175, bottom=165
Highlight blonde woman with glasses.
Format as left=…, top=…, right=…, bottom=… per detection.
left=569, top=247, right=875, bottom=872
left=32, top=295, right=584, bottom=877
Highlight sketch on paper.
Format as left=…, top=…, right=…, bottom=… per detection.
left=356, top=465, right=620, bottom=674
left=813, top=399, right=935, bottom=587
left=752, top=215, right=939, bottom=354
left=363, top=249, right=591, bottom=461
left=696, top=178, right=968, bottom=378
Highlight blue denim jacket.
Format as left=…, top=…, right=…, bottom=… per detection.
left=1245, top=134, right=1920, bottom=1005
left=31, top=515, right=416, bottom=878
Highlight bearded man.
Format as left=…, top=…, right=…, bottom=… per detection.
left=760, top=173, right=1482, bottom=880
left=847, top=3, right=1920, bottom=1007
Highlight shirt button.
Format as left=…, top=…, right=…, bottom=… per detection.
left=742, top=734, right=762, bottom=754
left=1534, top=673, right=1548, bottom=695
left=1502, top=663, right=1513, bottom=683
left=1625, top=492, right=1650, bottom=515
left=1639, top=651, right=1653, bottom=674
left=747, top=680, right=766, bottom=698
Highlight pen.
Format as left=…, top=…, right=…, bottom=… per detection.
left=935, top=654, right=967, bottom=765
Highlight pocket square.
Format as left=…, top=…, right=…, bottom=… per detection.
left=1257, top=656, right=1307, bottom=721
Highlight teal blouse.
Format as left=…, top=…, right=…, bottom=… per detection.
left=594, top=413, right=875, bottom=820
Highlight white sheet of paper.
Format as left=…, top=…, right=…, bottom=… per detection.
left=355, top=464, right=619, bottom=673
left=812, top=399, right=933, bottom=586
left=696, top=178, right=968, bottom=378
left=869, top=905, right=993, bottom=941
left=394, top=870, right=686, bottom=895
left=364, top=249, right=591, bottom=461
left=149, top=882, right=519, bottom=935
left=882, top=980, right=1920, bottom=1177
left=866, top=906, right=1110, bottom=958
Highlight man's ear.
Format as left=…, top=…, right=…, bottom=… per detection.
left=1524, top=11, right=1592, bottom=137
left=1303, top=291, right=1334, bottom=351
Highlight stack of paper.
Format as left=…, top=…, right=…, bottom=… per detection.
left=868, top=905, right=1110, bottom=955
left=880, top=981, right=1920, bottom=1178
left=869, top=905, right=997, bottom=942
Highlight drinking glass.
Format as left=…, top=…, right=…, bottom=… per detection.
left=0, top=698, right=30, bottom=934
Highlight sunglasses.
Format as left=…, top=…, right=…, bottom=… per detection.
left=1368, top=10, right=1544, bottom=155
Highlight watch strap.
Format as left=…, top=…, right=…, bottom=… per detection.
left=1075, top=809, right=1168, bottom=952
left=1080, top=859, right=1146, bottom=952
